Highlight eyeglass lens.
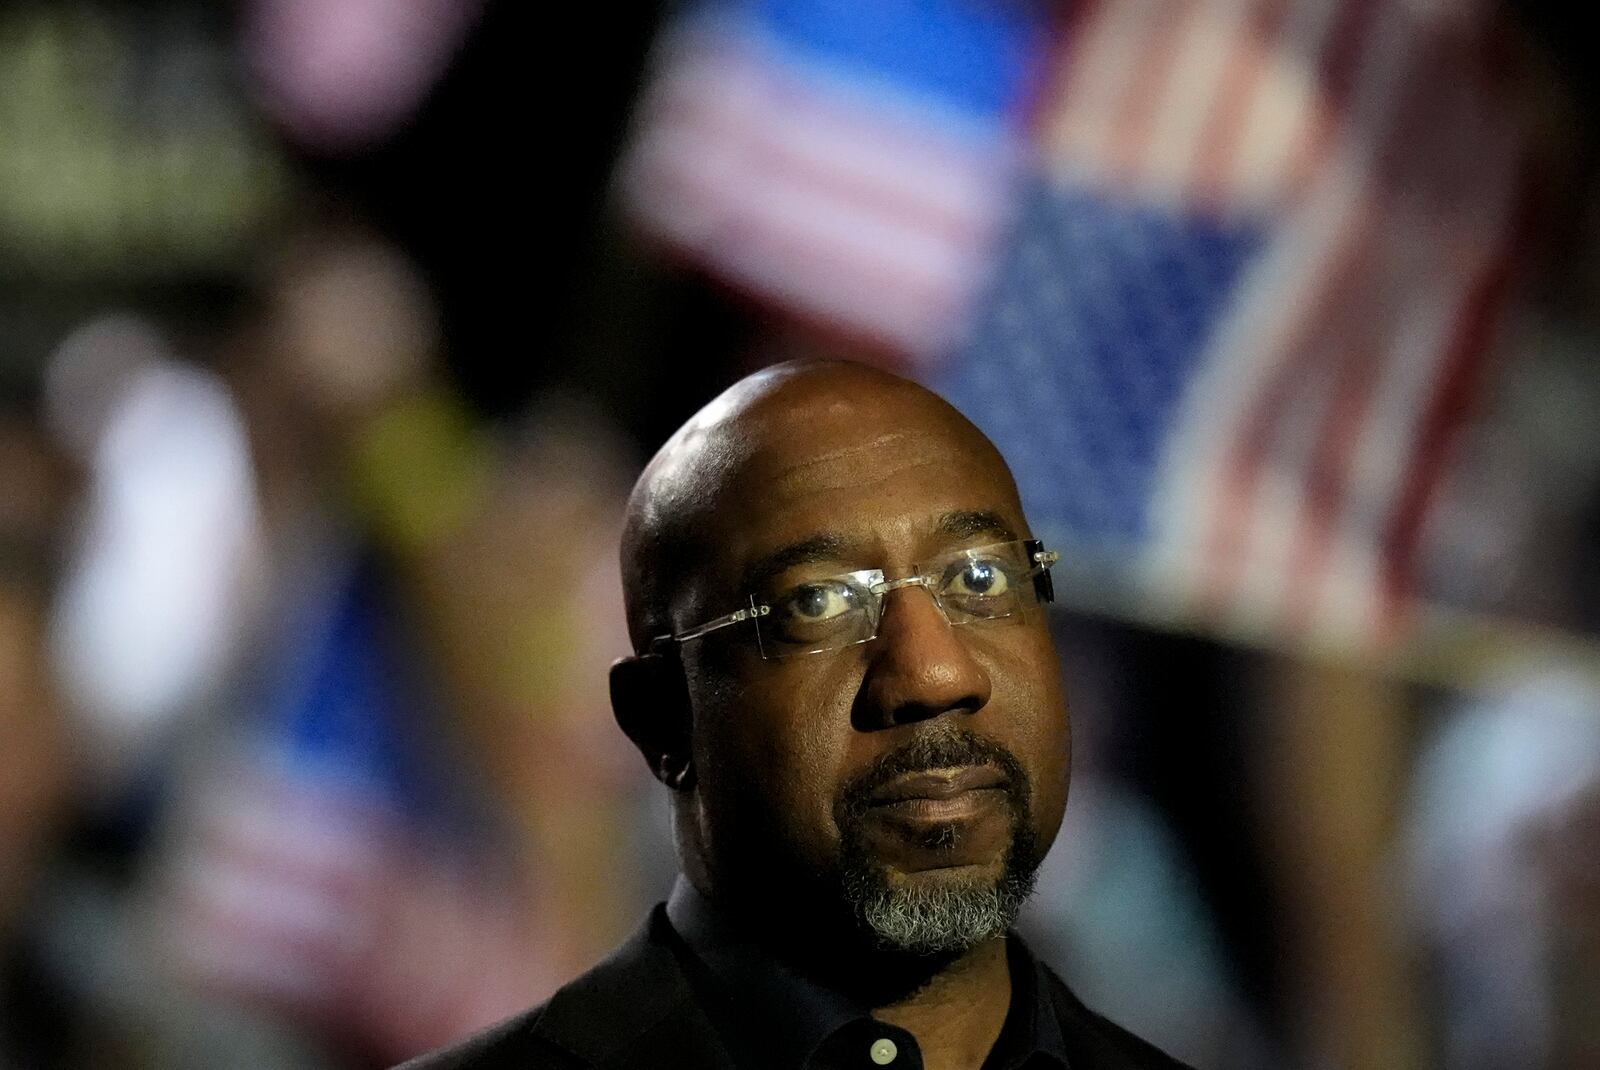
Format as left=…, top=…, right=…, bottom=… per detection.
left=753, top=541, right=1045, bottom=660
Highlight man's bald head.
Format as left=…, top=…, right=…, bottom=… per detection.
left=619, top=360, right=1019, bottom=653
left=610, top=360, right=1069, bottom=963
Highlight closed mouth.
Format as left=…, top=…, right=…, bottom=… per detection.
left=866, top=765, right=1008, bottom=805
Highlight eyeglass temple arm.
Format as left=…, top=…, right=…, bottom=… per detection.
left=1027, top=540, right=1059, bottom=604
left=649, top=601, right=772, bottom=655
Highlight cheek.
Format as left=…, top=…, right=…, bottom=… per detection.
left=1035, top=678, right=1073, bottom=835
left=692, top=657, right=864, bottom=861
left=980, top=629, right=1072, bottom=827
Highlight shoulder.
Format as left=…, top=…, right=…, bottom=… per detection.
left=394, top=906, right=730, bottom=1070
left=1037, top=963, right=1198, bottom=1070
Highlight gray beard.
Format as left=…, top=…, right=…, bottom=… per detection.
left=834, top=727, right=1042, bottom=956
left=844, top=863, right=1037, bottom=955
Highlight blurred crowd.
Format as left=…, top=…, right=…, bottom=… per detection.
left=2, top=2, right=1600, bottom=1068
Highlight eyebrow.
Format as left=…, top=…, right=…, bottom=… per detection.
left=739, top=533, right=855, bottom=595
left=934, top=509, right=1019, bottom=545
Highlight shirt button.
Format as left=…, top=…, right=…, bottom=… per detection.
left=869, top=1037, right=898, bottom=1065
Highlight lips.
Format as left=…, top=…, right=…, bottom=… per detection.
left=847, top=758, right=1020, bottom=863
left=867, top=764, right=1008, bottom=806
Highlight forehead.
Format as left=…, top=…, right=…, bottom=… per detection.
left=701, top=386, right=1025, bottom=569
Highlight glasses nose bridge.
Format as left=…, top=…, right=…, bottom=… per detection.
left=870, top=572, right=946, bottom=619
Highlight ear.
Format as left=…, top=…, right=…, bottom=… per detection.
left=610, top=653, right=696, bottom=791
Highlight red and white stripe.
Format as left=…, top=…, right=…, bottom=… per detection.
left=163, top=768, right=397, bottom=1012
left=1040, top=0, right=1532, bottom=650
left=161, top=763, right=549, bottom=1059
left=616, top=18, right=1020, bottom=362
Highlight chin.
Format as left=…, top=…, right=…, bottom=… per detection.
left=844, top=849, right=1037, bottom=956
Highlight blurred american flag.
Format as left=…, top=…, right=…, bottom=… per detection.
left=617, top=0, right=1051, bottom=359
left=934, top=0, right=1535, bottom=652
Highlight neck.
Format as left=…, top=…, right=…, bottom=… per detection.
left=872, top=937, right=1012, bottom=1070
left=675, top=875, right=1018, bottom=1068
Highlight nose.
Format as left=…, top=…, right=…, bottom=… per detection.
left=853, top=585, right=992, bottom=730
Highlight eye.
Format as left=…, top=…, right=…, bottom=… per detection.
left=784, top=581, right=860, bottom=622
left=945, top=557, right=1011, bottom=598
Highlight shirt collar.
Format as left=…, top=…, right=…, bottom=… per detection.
left=667, top=877, right=862, bottom=1069
left=665, top=877, right=1069, bottom=1070
left=987, top=939, right=1069, bottom=1069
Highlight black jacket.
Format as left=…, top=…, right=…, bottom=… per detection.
left=397, top=903, right=1193, bottom=1069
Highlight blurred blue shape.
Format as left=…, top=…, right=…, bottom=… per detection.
left=258, top=552, right=431, bottom=809
left=737, top=0, right=1045, bottom=118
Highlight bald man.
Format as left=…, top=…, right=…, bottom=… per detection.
left=403, top=362, right=1191, bottom=1069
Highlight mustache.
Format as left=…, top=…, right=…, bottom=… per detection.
left=837, top=725, right=1031, bottom=817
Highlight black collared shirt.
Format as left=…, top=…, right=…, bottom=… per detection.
left=398, top=886, right=1194, bottom=1069
left=665, top=879, right=1068, bottom=1070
